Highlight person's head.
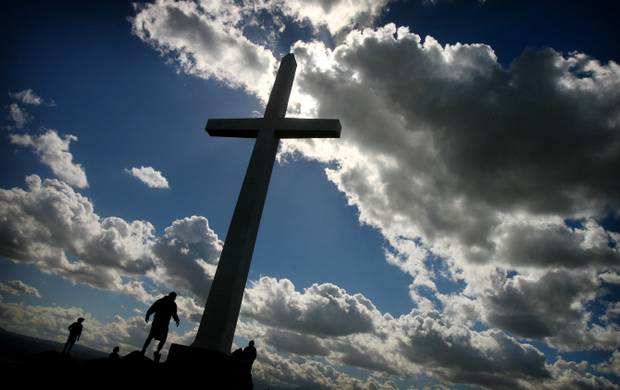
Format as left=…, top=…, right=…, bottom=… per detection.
left=113, top=346, right=120, bottom=353
left=77, top=317, right=84, bottom=323
left=249, top=340, right=255, bottom=347
left=168, top=291, right=177, bottom=300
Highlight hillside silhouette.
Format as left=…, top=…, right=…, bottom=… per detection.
left=0, top=328, right=280, bottom=389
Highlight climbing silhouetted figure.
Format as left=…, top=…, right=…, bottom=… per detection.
left=62, top=317, right=84, bottom=355
left=141, top=292, right=179, bottom=361
left=109, top=346, right=120, bottom=360
left=242, top=340, right=257, bottom=370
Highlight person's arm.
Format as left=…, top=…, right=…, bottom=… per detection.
left=145, top=301, right=157, bottom=322
left=173, top=304, right=180, bottom=326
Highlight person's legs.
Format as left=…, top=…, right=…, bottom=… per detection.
left=156, top=334, right=167, bottom=353
left=142, top=335, right=153, bottom=354
left=66, top=337, right=76, bottom=355
left=63, top=337, right=71, bottom=354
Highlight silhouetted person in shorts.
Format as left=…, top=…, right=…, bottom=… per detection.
left=141, top=292, right=179, bottom=360
left=63, top=317, right=84, bottom=355
left=242, top=340, right=257, bottom=370
left=109, top=346, right=120, bottom=360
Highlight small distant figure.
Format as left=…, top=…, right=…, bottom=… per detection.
left=141, top=291, right=179, bottom=361
left=242, top=340, right=257, bottom=370
left=109, top=346, right=120, bottom=360
left=62, top=317, right=84, bottom=355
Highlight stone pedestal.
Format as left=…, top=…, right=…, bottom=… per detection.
left=166, top=343, right=252, bottom=389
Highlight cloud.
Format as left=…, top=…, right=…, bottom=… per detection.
left=278, top=0, right=390, bottom=35
left=596, top=350, right=620, bottom=377
left=396, top=312, right=551, bottom=388
left=550, top=359, right=619, bottom=390
left=283, top=25, right=620, bottom=272
left=151, top=215, right=222, bottom=302
left=242, top=276, right=382, bottom=337
left=481, top=269, right=620, bottom=351
left=0, top=175, right=220, bottom=315
left=0, top=175, right=153, bottom=291
left=0, top=280, right=42, bottom=298
left=6, top=103, right=31, bottom=129
left=237, top=277, right=619, bottom=389
left=8, top=89, right=53, bottom=106
left=131, top=0, right=277, bottom=101
left=253, top=347, right=399, bottom=390
left=126, top=166, right=170, bottom=189
left=10, top=130, right=89, bottom=188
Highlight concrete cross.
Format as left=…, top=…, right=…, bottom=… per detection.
left=192, top=53, right=341, bottom=353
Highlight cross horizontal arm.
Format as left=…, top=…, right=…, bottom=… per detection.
left=274, top=118, right=341, bottom=138
left=205, top=118, right=264, bottom=138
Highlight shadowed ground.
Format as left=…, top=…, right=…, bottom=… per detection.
left=0, top=328, right=257, bottom=388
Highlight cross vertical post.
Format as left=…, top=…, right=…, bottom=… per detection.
left=191, top=54, right=341, bottom=354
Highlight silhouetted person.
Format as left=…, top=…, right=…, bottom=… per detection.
left=242, top=340, right=257, bottom=370
left=63, top=317, right=84, bottom=355
left=109, top=346, right=120, bottom=360
left=141, top=292, right=179, bottom=360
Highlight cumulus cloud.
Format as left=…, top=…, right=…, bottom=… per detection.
left=238, top=277, right=619, bottom=389
left=0, top=175, right=153, bottom=290
left=6, top=103, right=31, bottom=129
left=596, top=349, right=620, bottom=377
left=0, top=175, right=220, bottom=314
left=242, top=276, right=382, bottom=337
left=253, top=347, right=399, bottom=390
left=274, top=24, right=620, bottom=352
left=278, top=0, right=390, bottom=35
left=8, top=89, right=52, bottom=106
left=10, top=130, right=89, bottom=188
left=126, top=166, right=170, bottom=189
left=151, top=216, right=222, bottom=303
left=283, top=25, right=620, bottom=271
left=132, top=0, right=277, bottom=102
left=0, top=280, right=41, bottom=298
left=481, top=269, right=620, bottom=351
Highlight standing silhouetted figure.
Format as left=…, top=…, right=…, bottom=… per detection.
left=63, top=317, right=84, bottom=355
left=109, top=346, right=120, bottom=360
left=141, top=292, right=179, bottom=360
left=242, top=340, right=257, bottom=370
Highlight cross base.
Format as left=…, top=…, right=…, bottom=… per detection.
left=166, top=344, right=253, bottom=389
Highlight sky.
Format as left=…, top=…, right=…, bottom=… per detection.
left=1, top=0, right=619, bottom=389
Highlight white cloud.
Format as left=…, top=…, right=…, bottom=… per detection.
left=0, top=175, right=220, bottom=315
left=6, top=103, right=31, bottom=129
left=596, top=350, right=620, bottom=377
left=237, top=276, right=620, bottom=389
left=151, top=215, right=222, bottom=303
left=131, top=0, right=277, bottom=102
left=480, top=269, right=620, bottom=351
left=8, top=89, right=52, bottom=106
left=126, top=166, right=170, bottom=189
left=0, top=280, right=42, bottom=298
left=278, top=0, right=390, bottom=35
left=10, top=130, right=89, bottom=188
left=242, top=276, right=382, bottom=337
